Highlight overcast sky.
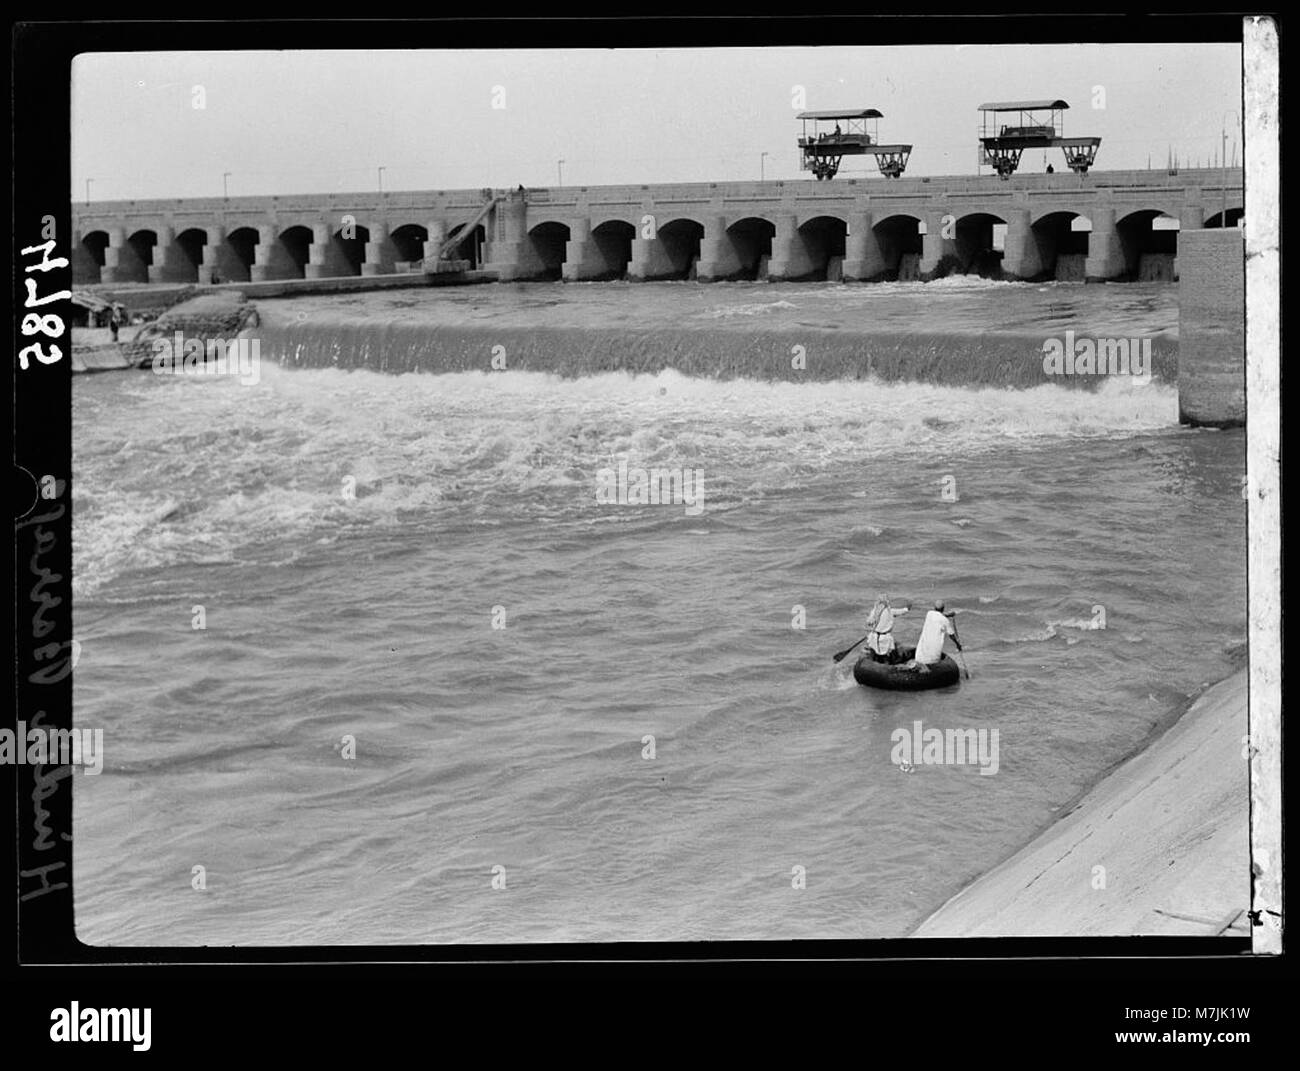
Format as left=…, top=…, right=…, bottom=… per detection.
left=72, top=44, right=1242, bottom=200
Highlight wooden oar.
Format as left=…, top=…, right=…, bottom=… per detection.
left=832, top=635, right=869, bottom=663
left=947, top=612, right=971, bottom=679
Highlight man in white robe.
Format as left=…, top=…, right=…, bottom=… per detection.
left=911, top=600, right=961, bottom=669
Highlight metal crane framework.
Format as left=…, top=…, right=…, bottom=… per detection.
left=797, top=109, right=913, bottom=180
left=977, top=100, right=1101, bottom=178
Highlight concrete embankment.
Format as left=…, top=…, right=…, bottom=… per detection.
left=912, top=670, right=1249, bottom=937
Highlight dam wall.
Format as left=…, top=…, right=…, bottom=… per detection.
left=72, top=168, right=1243, bottom=288
left=74, top=175, right=1245, bottom=417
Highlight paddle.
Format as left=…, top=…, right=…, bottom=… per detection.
left=833, top=604, right=911, bottom=663
left=947, top=612, right=971, bottom=679
left=832, top=635, right=869, bottom=664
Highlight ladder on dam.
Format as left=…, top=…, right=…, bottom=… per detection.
left=424, top=196, right=501, bottom=274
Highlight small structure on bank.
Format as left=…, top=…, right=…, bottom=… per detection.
left=120, top=291, right=259, bottom=368
left=70, top=290, right=127, bottom=327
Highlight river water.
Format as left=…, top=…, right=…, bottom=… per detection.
left=72, top=278, right=1246, bottom=944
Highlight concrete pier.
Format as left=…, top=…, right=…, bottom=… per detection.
left=73, top=168, right=1243, bottom=288
left=1178, top=228, right=1246, bottom=427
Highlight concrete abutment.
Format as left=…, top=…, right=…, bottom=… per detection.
left=1178, top=228, right=1245, bottom=428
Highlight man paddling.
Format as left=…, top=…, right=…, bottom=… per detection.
left=865, top=594, right=909, bottom=663
left=906, top=600, right=961, bottom=672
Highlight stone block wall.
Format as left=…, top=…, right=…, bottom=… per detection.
left=1178, top=228, right=1245, bottom=427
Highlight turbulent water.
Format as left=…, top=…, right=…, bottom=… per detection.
left=72, top=279, right=1246, bottom=945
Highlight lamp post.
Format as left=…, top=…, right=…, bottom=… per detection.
left=557, top=159, right=565, bottom=187
left=1221, top=112, right=1237, bottom=227
left=760, top=152, right=769, bottom=181
left=223, top=172, right=231, bottom=200
left=85, top=178, right=92, bottom=205
left=378, top=166, right=385, bottom=195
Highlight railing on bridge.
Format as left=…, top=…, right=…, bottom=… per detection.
left=72, top=167, right=1244, bottom=219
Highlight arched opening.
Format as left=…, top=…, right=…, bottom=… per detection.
left=871, top=214, right=923, bottom=281
left=174, top=228, right=207, bottom=283
left=276, top=225, right=313, bottom=279
left=217, top=227, right=258, bottom=283
left=74, top=230, right=109, bottom=285
left=82, top=231, right=110, bottom=266
left=724, top=217, right=776, bottom=280
left=1117, top=210, right=1177, bottom=281
left=655, top=219, right=704, bottom=280
left=1030, top=211, right=1091, bottom=282
left=795, top=216, right=847, bottom=281
left=527, top=221, right=570, bottom=280
left=333, top=224, right=370, bottom=276
left=589, top=220, right=635, bottom=280
left=1204, top=206, right=1245, bottom=229
left=127, top=230, right=157, bottom=268
left=954, top=212, right=1006, bottom=277
left=390, top=224, right=428, bottom=270
left=122, top=229, right=157, bottom=283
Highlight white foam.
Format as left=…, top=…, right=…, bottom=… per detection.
left=694, top=300, right=800, bottom=319
left=74, top=364, right=1180, bottom=596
